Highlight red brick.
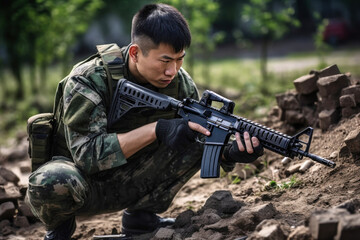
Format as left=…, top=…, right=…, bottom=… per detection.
left=317, top=74, right=350, bottom=97
left=319, top=96, right=340, bottom=110
left=335, top=215, right=360, bottom=240
left=285, top=110, right=305, bottom=125
left=276, top=92, right=301, bottom=110
left=340, top=94, right=356, bottom=108
left=293, top=74, right=318, bottom=94
left=318, top=109, right=340, bottom=130
left=342, top=107, right=360, bottom=118
left=341, top=85, right=360, bottom=104
left=318, top=64, right=341, bottom=78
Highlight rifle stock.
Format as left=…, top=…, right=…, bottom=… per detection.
left=109, top=79, right=336, bottom=178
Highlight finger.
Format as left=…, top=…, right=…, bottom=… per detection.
left=244, top=132, right=254, bottom=154
left=235, top=132, right=245, bottom=152
left=188, top=122, right=211, bottom=136
left=251, top=136, right=260, bottom=147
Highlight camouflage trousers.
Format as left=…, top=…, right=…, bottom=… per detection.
left=25, top=144, right=203, bottom=230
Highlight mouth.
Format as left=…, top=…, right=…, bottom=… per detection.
left=160, top=79, right=172, bottom=85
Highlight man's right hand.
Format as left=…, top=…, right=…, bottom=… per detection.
left=156, top=118, right=210, bottom=152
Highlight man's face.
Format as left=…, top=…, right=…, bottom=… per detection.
left=135, top=43, right=185, bottom=88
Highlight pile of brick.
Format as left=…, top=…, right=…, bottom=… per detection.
left=0, top=167, right=35, bottom=236
left=275, top=64, right=360, bottom=131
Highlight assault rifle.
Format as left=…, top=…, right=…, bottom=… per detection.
left=108, top=79, right=336, bottom=178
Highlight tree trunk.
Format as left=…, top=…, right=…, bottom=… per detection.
left=10, top=57, right=24, bottom=100
left=260, top=38, right=269, bottom=95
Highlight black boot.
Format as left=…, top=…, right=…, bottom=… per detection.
left=121, top=210, right=175, bottom=235
left=44, top=216, right=76, bottom=240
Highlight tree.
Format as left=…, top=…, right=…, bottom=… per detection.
left=0, top=0, right=103, bottom=100
left=240, top=0, right=300, bottom=94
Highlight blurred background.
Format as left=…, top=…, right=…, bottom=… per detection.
left=0, top=0, right=359, bottom=142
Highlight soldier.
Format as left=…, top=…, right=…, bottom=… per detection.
left=26, top=3, right=263, bottom=240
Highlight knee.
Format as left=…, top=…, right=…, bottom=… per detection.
left=27, top=159, right=88, bottom=203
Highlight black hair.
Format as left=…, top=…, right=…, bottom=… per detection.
left=131, top=3, right=191, bottom=53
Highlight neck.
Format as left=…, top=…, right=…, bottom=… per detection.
left=128, top=58, right=147, bottom=84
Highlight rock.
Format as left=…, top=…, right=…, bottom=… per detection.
left=18, top=201, right=35, bottom=218
left=318, top=64, right=341, bottom=78
left=309, top=208, right=350, bottom=240
left=298, top=92, right=318, bottom=106
left=342, top=107, right=360, bottom=118
left=248, top=219, right=286, bottom=240
left=281, top=157, right=291, bottom=165
left=285, top=163, right=302, bottom=176
left=0, top=167, right=20, bottom=185
left=299, top=160, right=314, bottom=173
left=231, top=209, right=256, bottom=231
left=175, top=210, right=195, bottom=228
left=251, top=203, right=277, bottom=222
left=317, top=74, right=350, bottom=98
left=318, top=109, right=341, bottom=131
left=191, top=210, right=221, bottom=226
left=339, top=145, right=351, bottom=158
left=335, top=198, right=360, bottom=214
left=293, top=74, right=318, bottom=94
left=341, top=85, right=360, bottom=104
left=335, top=214, right=360, bottom=240
left=285, top=110, right=305, bottom=125
left=287, top=226, right=312, bottom=240
left=200, top=190, right=243, bottom=216
left=340, top=94, right=357, bottom=108
left=0, top=201, right=16, bottom=221
left=152, top=228, right=175, bottom=240
left=276, top=91, right=301, bottom=110
left=191, top=228, right=223, bottom=240
left=344, top=129, right=360, bottom=154
left=0, top=185, right=22, bottom=202
left=319, top=95, right=340, bottom=110
left=13, top=216, right=30, bottom=228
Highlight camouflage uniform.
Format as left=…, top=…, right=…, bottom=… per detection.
left=25, top=45, right=234, bottom=230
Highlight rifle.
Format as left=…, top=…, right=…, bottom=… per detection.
left=108, top=79, right=336, bottom=178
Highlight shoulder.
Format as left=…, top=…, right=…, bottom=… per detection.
left=177, top=67, right=199, bottom=100
left=63, top=56, right=109, bottom=105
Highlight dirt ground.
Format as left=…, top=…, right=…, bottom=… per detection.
left=3, top=110, right=359, bottom=240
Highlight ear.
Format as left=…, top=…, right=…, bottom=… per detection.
left=129, top=44, right=139, bottom=63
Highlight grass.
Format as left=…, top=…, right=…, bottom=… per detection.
left=265, top=175, right=301, bottom=191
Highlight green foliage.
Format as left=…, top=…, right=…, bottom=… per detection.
left=313, top=14, right=332, bottom=68
left=230, top=176, right=242, bottom=185
left=0, top=0, right=103, bottom=100
left=239, top=0, right=300, bottom=94
left=241, top=0, right=300, bottom=40
left=265, top=175, right=301, bottom=191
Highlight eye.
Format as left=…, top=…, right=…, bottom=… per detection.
left=160, top=60, right=170, bottom=63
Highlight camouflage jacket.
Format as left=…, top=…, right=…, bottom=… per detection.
left=60, top=45, right=200, bottom=175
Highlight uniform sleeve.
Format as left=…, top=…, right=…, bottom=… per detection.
left=62, top=75, right=127, bottom=175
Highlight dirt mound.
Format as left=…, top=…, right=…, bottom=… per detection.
left=0, top=113, right=359, bottom=239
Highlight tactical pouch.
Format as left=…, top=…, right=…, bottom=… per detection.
left=27, top=113, right=54, bottom=171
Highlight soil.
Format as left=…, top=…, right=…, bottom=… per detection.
left=3, top=112, right=360, bottom=240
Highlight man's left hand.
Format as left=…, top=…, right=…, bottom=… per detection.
left=223, top=132, right=264, bottom=163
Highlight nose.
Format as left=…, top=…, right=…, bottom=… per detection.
left=165, top=62, right=177, bottom=78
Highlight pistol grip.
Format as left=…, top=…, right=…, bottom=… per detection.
left=200, top=144, right=223, bottom=178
